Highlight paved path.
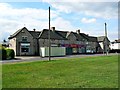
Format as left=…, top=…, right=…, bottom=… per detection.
left=1, top=53, right=118, bottom=64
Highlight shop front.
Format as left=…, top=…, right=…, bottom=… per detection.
left=20, top=43, right=30, bottom=55
left=78, top=45, right=86, bottom=53
left=61, top=44, right=86, bottom=55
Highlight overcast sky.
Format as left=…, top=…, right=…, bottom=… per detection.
left=0, top=0, right=118, bottom=42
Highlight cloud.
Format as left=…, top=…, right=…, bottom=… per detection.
left=0, top=0, right=119, bottom=2
left=0, top=3, right=58, bottom=20
left=43, top=1, right=118, bottom=19
left=0, top=2, right=118, bottom=42
left=51, top=17, right=76, bottom=31
left=42, top=0, right=119, bottom=2
left=0, top=3, right=76, bottom=41
left=81, top=18, right=96, bottom=23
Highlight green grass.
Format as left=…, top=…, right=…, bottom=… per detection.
left=2, top=55, right=118, bottom=88
left=0, top=64, right=2, bottom=89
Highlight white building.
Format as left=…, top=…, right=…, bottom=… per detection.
left=110, top=39, right=120, bottom=50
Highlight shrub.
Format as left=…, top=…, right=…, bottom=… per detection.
left=6, top=49, right=15, bottom=59
left=0, top=45, right=15, bottom=60
left=0, top=48, right=7, bottom=60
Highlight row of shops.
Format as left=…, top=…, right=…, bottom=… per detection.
left=40, top=46, right=94, bottom=57
left=60, top=44, right=85, bottom=55
left=8, top=27, right=109, bottom=56
left=51, top=44, right=96, bottom=55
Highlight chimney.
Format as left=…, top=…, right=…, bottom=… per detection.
left=51, top=27, right=55, bottom=31
left=33, top=29, right=36, bottom=32
left=76, top=29, right=80, bottom=34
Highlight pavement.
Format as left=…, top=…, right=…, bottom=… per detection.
left=1, top=53, right=118, bottom=64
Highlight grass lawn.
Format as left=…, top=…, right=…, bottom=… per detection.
left=0, top=64, right=2, bottom=89
left=2, top=55, right=118, bottom=88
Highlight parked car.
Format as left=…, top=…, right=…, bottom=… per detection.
left=86, top=50, right=94, bottom=53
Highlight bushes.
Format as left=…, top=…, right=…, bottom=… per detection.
left=0, top=47, right=15, bottom=60
left=0, top=48, right=7, bottom=60
left=6, top=49, right=15, bottom=60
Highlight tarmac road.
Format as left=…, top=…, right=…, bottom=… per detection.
left=1, top=53, right=118, bottom=64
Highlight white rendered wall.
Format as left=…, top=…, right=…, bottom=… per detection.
left=40, top=47, right=66, bottom=57
left=110, top=43, right=120, bottom=50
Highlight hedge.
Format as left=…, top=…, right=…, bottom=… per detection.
left=0, top=48, right=7, bottom=60
left=0, top=47, right=15, bottom=60
left=6, top=49, right=15, bottom=59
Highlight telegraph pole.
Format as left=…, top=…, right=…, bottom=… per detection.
left=105, top=22, right=108, bottom=55
left=48, top=7, right=51, bottom=61
left=105, top=23, right=107, bottom=37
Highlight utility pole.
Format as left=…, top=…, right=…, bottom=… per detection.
left=105, top=22, right=108, bottom=55
left=105, top=22, right=107, bottom=37
left=48, top=7, right=51, bottom=61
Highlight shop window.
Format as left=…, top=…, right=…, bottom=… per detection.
left=21, top=43, right=30, bottom=52
left=21, top=48, right=29, bottom=52
left=73, top=48, right=77, bottom=53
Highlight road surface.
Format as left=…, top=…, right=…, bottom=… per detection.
left=1, top=53, right=118, bottom=64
